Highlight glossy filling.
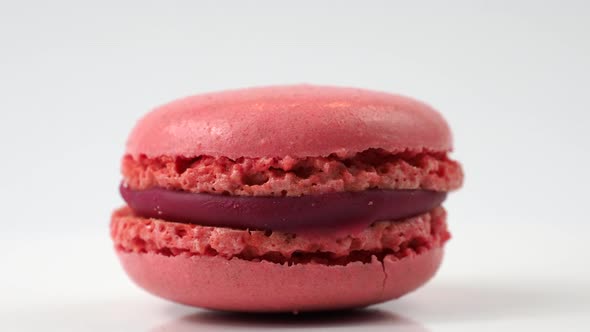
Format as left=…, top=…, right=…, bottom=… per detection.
left=120, top=184, right=446, bottom=234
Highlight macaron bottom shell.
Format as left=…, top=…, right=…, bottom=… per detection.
left=117, top=247, right=443, bottom=312
left=112, top=206, right=448, bottom=312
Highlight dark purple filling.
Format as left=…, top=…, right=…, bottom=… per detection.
left=120, top=184, right=446, bottom=234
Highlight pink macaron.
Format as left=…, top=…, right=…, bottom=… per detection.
left=111, top=85, right=463, bottom=312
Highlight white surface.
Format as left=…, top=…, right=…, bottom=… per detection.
left=1, top=0, right=590, bottom=331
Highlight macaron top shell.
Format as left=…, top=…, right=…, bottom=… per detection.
left=126, top=85, right=452, bottom=159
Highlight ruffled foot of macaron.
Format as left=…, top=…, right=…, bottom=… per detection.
left=111, top=85, right=463, bottom=312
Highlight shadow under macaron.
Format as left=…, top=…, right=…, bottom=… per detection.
left=151, top=307, right=429, bottom=331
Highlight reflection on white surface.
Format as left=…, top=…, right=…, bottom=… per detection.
left=152, top=309, right=428, bottom=332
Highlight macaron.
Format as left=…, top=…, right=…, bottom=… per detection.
left=111, top=85, right=463, bottom=312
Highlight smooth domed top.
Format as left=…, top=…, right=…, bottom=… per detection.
left=126, top=85, right=452, bottom=159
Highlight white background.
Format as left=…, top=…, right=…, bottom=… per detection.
left=1, top=1, right=589, bottom=331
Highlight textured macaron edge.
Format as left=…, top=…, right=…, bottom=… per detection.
left=121, top=151, right=463, bottom=196
left=125, top=85, right=453, bottom=159
left=111, top=206, right=448, bottom=262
